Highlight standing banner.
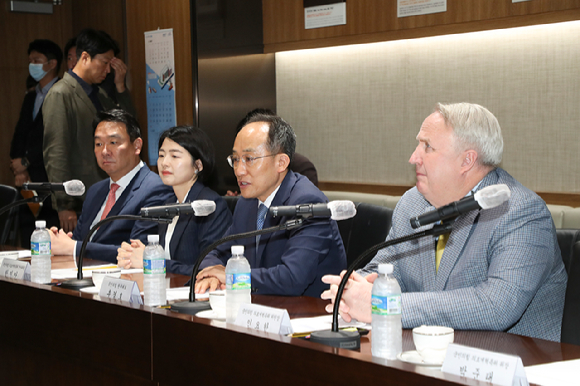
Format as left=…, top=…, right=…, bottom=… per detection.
left=144, top=28, right=177, bottom=165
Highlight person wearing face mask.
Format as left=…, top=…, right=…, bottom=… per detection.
left=43, top=28, right=135, bottom=233
left=10, top=39, right=63, bottom=243
left=116, top=126, right=232, bottom=276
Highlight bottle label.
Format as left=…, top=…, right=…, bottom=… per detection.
left=31, top=241, right=50, bottom=256
left=226, top=272, right=251, bottom=290
left=143, top=259, right=166, bottom=274
left=371, top=294, right=402, bottom=315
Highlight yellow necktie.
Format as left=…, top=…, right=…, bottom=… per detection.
left=435, top=233, right=449, bottom=273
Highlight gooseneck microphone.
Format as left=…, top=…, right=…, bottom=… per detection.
left=311, top=222, right=454, bottom=350
left=140, top=200, right=216, bottom=217
left=410, top=184, right=511, bottom=229
left=269, top=200, right=356, bottom=221
left=22, top=180, right=86, bottom=196
left=171, top=202, right=358, bottom=315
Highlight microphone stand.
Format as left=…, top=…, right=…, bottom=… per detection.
left=310, top=222, right=453, bottom=350
left=0, top=193, right=51, bottom=217
left=59, top=214, right=173, bottom=289
left=171, top=218, right=305, bottom=315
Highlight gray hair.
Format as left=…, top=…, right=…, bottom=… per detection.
left=435, top=103, right=503, bottom=167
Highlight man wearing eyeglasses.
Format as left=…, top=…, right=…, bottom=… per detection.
left=194, top=113, right=347, bottom=297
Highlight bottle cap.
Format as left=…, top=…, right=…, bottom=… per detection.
left=147, top=234, right=159, bottom=243
left=35, top=220, right=46, bottom=228
left=378, top=263, right=393, bottom=274
left=231, top=245, right=244, bottom=255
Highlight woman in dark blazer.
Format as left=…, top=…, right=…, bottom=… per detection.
left=117, top=126, right=232, bottom=276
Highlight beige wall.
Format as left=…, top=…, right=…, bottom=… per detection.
left=276, top=21, right=580, bottom=194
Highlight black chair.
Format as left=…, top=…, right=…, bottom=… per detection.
left=561, top=240, right=580, bottom=346
left=338, top=202, right=393, bottom=267
left=223, top=195, right=240, bottom=214
left=556, top=229, right=580, bottom=274
left=0, top=184, right=20, bottom=246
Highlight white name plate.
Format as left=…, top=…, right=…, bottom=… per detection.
left=0, top=259, right=31, bottom=281
left=235, top=303, right=293, bottom=335
left=0, top=251, right=19, bottom=266
left=442, top=343, right=528, bottom=386
left=99, top=277, right=143, bottom=305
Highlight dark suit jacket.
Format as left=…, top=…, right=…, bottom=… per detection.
left=290, top=152, right=318, bottom=187
left=160, top=181, right=232, bottom=276
left=10, top=89, right=50, bottom=183
left=201, top=171, right=347, bottom=297
left=72, top=165, right=174, bottom=262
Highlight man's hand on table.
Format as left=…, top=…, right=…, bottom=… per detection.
left=320, top=270, right=377, bottom=324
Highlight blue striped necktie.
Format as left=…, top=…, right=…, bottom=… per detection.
left=256, top=203, right=268, bottom=248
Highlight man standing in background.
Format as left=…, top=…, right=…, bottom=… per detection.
left=10, top=39, right=63, bottom=241
left=43, top=28, right=135, bottom=232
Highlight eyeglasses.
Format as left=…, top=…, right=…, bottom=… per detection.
left=227, top=154, right=277, bottom=168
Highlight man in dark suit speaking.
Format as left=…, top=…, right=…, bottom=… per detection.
left=194, top=113, right=346, bottom=297
left=49, top=109, right=174, bottom=262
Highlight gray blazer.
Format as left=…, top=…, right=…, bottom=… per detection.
left=361, top=167, right=567, bottom=342
left=42, top=72, right=135, bottom=212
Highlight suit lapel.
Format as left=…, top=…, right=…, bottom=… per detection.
left=168, top=183, right=203, bottom=258
left=434, top=210, right=480, bottom=290
left=434, top=170, right=500, bottom=289
left=84, top=181, right=111, bottom=237
left=65, top=73, right=96, bottom=113
left=108, top=167, right=148, bottom=217
left=255, top=173, right=294, bottom=267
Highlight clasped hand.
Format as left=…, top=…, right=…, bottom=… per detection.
left=320, top=270, right=378, bottom=324
left=195, top=265, right=226, bottom=293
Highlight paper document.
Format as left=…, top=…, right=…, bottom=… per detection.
left=164, top=287, right=209, bottom=301
left=525, top=359, right=580, bottom=386
left=51, top=266, right=142, bottom=279
left=290, top=315, right=369, bottom=335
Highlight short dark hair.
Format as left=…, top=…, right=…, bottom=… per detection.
left=64, top=37, right=76, bottom=58
left=236, top=108, right=276, bottom=133
left=28, top=39, right=63, bottom=73
left=158, top=126, right=215, bottom=183
left=75, top=28, right=119, bottom=59
left=244, top=113, right=296, bottom=163
left=93, top=109, right=141, bottom=142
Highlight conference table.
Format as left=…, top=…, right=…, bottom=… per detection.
left=1, top=253, right=579, bottom=386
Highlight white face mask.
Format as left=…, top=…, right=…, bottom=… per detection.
left=29, top=62, right=48, bottom=82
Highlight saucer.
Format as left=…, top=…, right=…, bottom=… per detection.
left=397, top=350, right=444, bottom=367
left=196, top=309, right=226, bottom=321
left=80, top=286, right=99, bottom=294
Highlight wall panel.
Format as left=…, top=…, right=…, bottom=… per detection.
left=276, top=21, right=580, bottom=197
left=125, top=0, right=194, bottom=164
left=263, top=0, right=580, bottom=52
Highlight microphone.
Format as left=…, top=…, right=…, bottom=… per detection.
left=410, top=184, right=511, bottom=229
left=140, top=200, right=216, bottom=218
left=269, top=200, right=356, bottom=221
left=22, top=180, right=85, bottom=196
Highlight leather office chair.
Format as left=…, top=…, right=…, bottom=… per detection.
left=556, top=229, right=580, bottom=273
left=223, top=195, right=240, bottom=214
left=338, top=202, right=393, bottom=267
left=561, top=240, right=580, bottom=346
left=0, top=184, right=20, bottom=246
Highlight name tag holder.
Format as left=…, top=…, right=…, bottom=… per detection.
left=99, top=277, right=143, bottom=305
left=0, top=259, right=31, bottom=281
left=442, top=343, right=529, bottom=386
left=234, top=303, right=293, bottom=335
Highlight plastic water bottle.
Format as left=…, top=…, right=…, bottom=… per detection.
left=143, top=235, right=167, bottom=306
left=225, top=245, right=251, bottom=323
left=30, top=220, right=51, bottom=284
left=371, top=263, right=402, bottom=359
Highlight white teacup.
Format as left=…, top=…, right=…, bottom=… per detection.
left=412, top=325, right=454, bottom=364
left=209, top=290, right=226, bottom=318
left=92, top=268, right=122, bottom=290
